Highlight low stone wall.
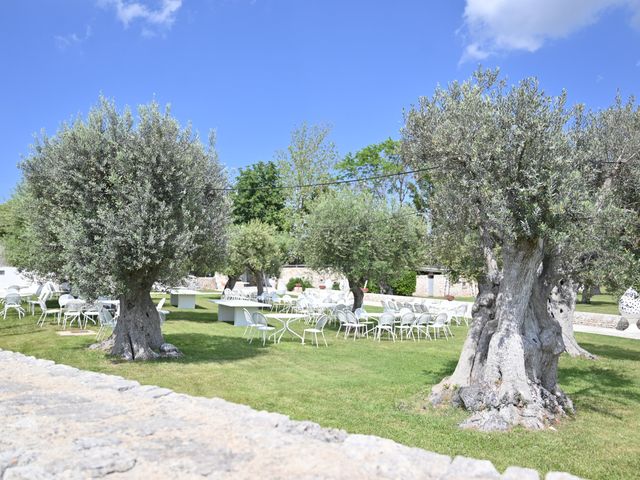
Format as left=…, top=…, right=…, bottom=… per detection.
left=573, top=311, right=621, bottom=329
left=0, top=349, right=581, bottom=479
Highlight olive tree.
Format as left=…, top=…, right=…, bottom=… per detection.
left=297, top=189, right=426, bottom=310
left=224, top=220, right=287, bottom=296
left=403, top=70, right=594, bottom=430
left=277, top=122, right=338, bottom=215
left=20, top=98, right=228, bottom=360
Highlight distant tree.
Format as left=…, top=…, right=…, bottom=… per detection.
left=298, top=189, right=426, bottom=310
left=570, top=97, right=640, bottom=296
left=20, top=98, right=228, bottom=360
left=336, top=138, right=425, bottom=205
left=231, top=161, right=286, bottom=229
left=0, top=195, right=29, bottom=267
left=277, top=122, right=338, bottom=214
left=223, top=220, right=287, bottom=296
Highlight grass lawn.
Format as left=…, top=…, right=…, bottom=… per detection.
left=439, top=293, right=621, bottom=316
left=0, top=294, right=638, bottom=480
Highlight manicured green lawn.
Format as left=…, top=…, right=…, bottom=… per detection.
left=1, top=294, right=638, bottom=480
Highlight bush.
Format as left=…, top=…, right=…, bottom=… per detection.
left=389, top=270, right=417, bottom=296
left=286, top=277, right=313, bottom=291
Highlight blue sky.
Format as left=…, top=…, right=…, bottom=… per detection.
left=1, top=0, right=640, bottom=200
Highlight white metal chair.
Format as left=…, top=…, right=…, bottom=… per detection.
left=27, top=284, right=45, bottom=315
left=96, top=306, right=117, bottom=341
left=374, top=312, right=396, bottom=342
left=453, top=304, right=468, bottom=326
left=63, top=300, right=85, bottom=329
left=250, top=311, right=276, bottom=346
left=395, top=312, right=416, bottom=341
left=242, top=308, right=257, bottom=338
left=157, top=297, right=170, bottom=324
left=354, top=307, right=375, bottom=335
left=429, top=312, right=450, bottom=340
left=2, top=293, right=25, bottom=319
left=345, top=311, right=368, bottom=340
left=302, top=314, right=329, bottom=347
left=36, top=299, right=61, bottom=327
left=414, top=313, right=432, bottom=340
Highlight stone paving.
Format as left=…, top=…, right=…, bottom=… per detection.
left=0, top=349, right=582, bottom=480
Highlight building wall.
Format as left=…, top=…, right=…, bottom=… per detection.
left=0, top=266, right=31, bottom=291
left=199, top=266, right=477, bottom=297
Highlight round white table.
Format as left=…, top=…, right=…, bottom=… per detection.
left=263, top=313, right=307, bottom=342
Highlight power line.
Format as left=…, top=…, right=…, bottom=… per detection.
left=216, top=166, right=437, bottom=192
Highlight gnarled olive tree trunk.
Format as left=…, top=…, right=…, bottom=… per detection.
left=110, top=287, right=164, bottom=361
left=550, top=280, right=596, bottom=359
left=349, top=278, right=364, bottom=311
left=431, top=240, right=574, bottom=431
left=224, top=275, right=238, bottom=291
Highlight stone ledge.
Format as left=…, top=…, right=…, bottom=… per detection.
left=0, top=348, right=582, bottom=479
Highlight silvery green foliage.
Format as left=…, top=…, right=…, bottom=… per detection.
left=224, top=220, right=287, bottom=278
left=20, top=98, right=228, bottom=299
left=298, top=189, right=426, bottom=288
left=403, top=69, right=589, bottom=257
left=405, top=70, right=639, bottom=292
left=568, top=97, right=640, bottom=293
left=277, top=123, right=338, bottom=214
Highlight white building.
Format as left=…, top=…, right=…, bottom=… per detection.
left=0, top=245, right=31, bottom=291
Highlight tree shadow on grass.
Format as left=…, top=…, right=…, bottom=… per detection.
left=164, top=310, right=218, bottom=323
left=421, top=359, right=460, bottom=384
left=160, top=332, right=268, bottom=364
left=559, top=364, right=640, bottom=418
left=576, top=341, right=640, bottom=362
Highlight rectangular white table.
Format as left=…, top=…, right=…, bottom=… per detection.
left=213, top=300, right=270, bottom=326
left=170, top=290, right=198, bottom=309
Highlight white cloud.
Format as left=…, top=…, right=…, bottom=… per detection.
left=99, top=0, right=182, bottom=29
left=55, top=25, right=92, bottom=50
left=461, top=0, right=640, bottom=61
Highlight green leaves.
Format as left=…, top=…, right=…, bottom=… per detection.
left=18, top=97, right=229, bottom=298
left=231, top=161, right=286, bottom=229
left=224, top=220, right=287, bottom=277
left=297, top=189, right=427, bottom=287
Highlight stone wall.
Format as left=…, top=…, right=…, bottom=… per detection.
left=415, top=274, right=477, bottom=298
left=0, top=348, right=582, bottom=479
left=573, top=311, right=621, bottom=329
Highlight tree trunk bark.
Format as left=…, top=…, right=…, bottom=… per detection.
left=255, top=271, right=264, bottom=297
left=550, top=280, right=596, bottom=359
left=349, top=278, right=364, bottom=311
left=110, top=287, right=165, bottom=361
left=224, top=275, right=238, bottom=291
left=431, top=239, right=574, bottom=431
left=580, top=284, right=593, bottom=304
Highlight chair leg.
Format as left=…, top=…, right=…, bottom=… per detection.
left=321, top=331, right=327, bottom=347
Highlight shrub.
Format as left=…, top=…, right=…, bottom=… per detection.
left=286, top=277, right=313, bottom=291
left=389, top=271, right=417, bottom=296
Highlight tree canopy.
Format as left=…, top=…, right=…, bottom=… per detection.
left=231, top=161, right=286, bottom=229
left=19, top=98, right=229, bottom=360
left=336, top=138, right=426, bottom=207
left=224, top=219, right=288, bottom=295
left=277, top=122, right=337, bottom=214
left=297, top=189, right=426, bottom=309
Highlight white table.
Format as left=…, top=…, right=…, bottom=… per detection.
left=170, top=290, right=197, bottom=309
left=213, top=300, right=270, bottom=326
left=263, top=313, right=307, bottom=342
